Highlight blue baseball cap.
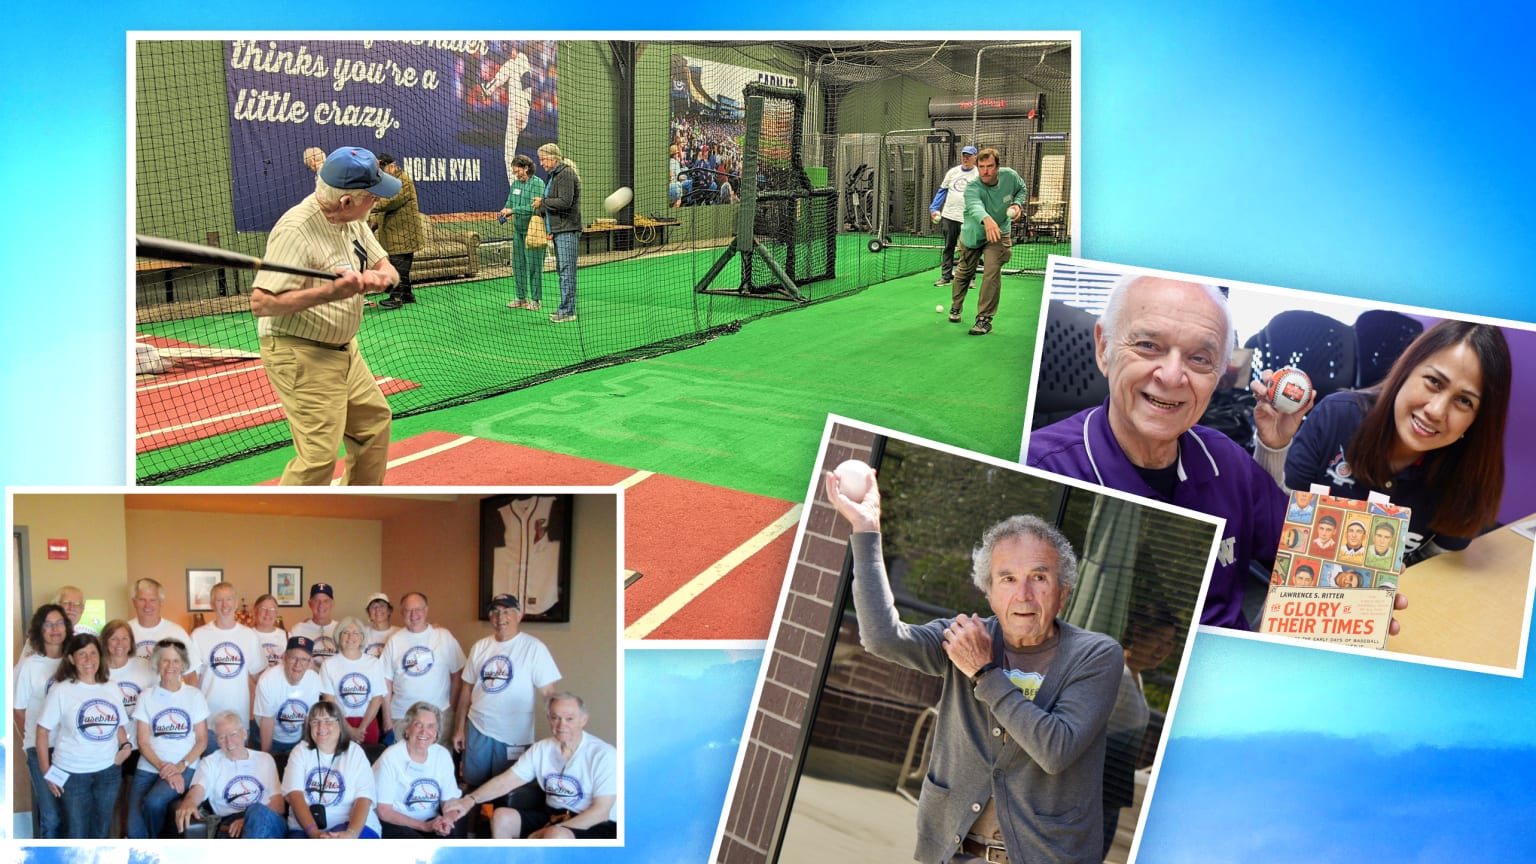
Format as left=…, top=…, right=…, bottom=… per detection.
left=319, top=147, right=401, bottom=198
left=961, top=146, right=979, bottom=156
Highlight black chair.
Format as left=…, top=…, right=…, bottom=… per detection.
left=1244, top=310, right=1357, bottom=400
left=1353, top=309, right=1423, bottom=388
left=1031, top=300, right=1110, bottom=429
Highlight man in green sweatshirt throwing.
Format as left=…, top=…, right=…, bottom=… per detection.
left=949, top=147, right=1027, bottom=336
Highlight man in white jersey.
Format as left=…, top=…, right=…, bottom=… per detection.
left=381, top=592, right=464, bottom=745
left=289, top=582, right=339, bottom=670
left=191, top=583, right=264, bottom=749
left=128, top=578, right=201, bottom=681
left=251, top=145, right=400, bottom=486
left=453, top=593, right=562, bottom=788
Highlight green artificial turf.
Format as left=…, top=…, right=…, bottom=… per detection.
left=170, top=269, right=1045, bottom=499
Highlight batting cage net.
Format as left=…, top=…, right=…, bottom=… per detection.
left=133, top=39, right=1073, bottom=483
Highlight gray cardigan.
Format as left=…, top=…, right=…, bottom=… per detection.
left=850, top=532, right=1122, bottom=864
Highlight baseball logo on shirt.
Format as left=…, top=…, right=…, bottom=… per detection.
left=1325, top=449, right=1357, bottom=488
left=401, top=646, right=435, bottom=677
left=337, top=673, right=372, bottom=709
left=152, top=707, right=193, bottom=739
left=223, top=775, right=266, bottom=809
left=117, top=680, right=142, bottom=712
left=262, top=643, right=282, bottom=667
left=364, top=642, right=385, bottom=659
left=542, top=772, right=583, bottom=808
left=314, top=636, right=338, bottom=661
left=277, top=698, right=310, bottom=734
left=210, top=642, right=247, bottom=678
left=405, top=778, right=443, bottom=814
left=305, top=767, right=345, bottom=806
left=136, top=640, right=156, bottom=658
left=478, top=656, right=514, bottom=693
left=77, top=698, right=122, bottom=741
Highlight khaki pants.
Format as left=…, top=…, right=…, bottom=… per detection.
left=260, top=335, right=393, bottom=485
left=952, top=234, right=1013, bottom=319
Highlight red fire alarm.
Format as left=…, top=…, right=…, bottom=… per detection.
left=47, top=539, right=69, bottom=560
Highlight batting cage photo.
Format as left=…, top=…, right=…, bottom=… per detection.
left=133, top=38, right=1076, bottom=487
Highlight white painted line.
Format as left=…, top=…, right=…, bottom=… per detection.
left=138, top=378, right=399, bottom=440
left=615, top=470, right=654, bottom=489
left=624, top=503, right=802, bottom=639
left=137, top=363, right=264, bottom=393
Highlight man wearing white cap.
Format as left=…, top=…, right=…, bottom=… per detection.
left=363, top=592, right=398, bottom=659
left=251, top=145, right=401, bottom=486
left=290, top=582, right=339, bottom=670
left=453, top=594, right=562, bottom=788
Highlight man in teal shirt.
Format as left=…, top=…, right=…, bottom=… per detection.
left=949, top=147, right=1027, bottom=335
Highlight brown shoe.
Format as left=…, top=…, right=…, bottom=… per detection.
left=968, top=316, right=993, bottom=335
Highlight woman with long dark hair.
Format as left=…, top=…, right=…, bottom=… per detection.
left=36, top=633, right=132, bottom=838
left=1283, top=320, right=1511, bottom=565
left=14, top=604, right=72, bottom=838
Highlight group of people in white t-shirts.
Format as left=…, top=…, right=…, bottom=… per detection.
left=14, top=579, right=616, bottom=840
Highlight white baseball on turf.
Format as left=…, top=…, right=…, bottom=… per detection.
left=834, top=460, right=874, bottom=500
left=604, top=186, right=633, bottom=214
left=936, top=304, right=944, bottom=313
left=1266, top=367, right=1314, bottom=414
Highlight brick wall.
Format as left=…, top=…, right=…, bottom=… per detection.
left=716, top=422, right=877, bottom=864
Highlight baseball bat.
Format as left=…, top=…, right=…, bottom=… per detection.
left=136, top=234, right=340, bottom=281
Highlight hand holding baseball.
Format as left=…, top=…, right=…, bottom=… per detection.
left=1250, top=369, right=1315, bottom=449
left=824, top=464, right=881, bottom=534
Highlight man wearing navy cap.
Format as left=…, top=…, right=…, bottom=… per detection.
left=251, top=145, right=402, bottom=486
left=929, top=145, right=979, bottom=288
left=291, top=582, right=339, bottom=670
left=453, top=594, right=562, bottom=788
left=252, top=635, right=322, bottom=766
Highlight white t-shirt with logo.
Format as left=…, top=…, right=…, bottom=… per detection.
left=512, top=733, right=617, bottom=821
left=461, top=632, right=561, bottom=746
left=130, top=619, right=202, bottom=675
left=37, top=679, right=126, bottom=774
left=380, top=626, right=464, bottom=720
left=320, top=653, right=390, bottom=721
left=371, top=741, right=460, bottom=822
left=108, top=659, right=156, bottom=751
left=364, top=626, right=398, bottom=659
left=190, top=748, right=282, bottom=818
left=291, top=620, right=340, bottom=669
left=281, top=742, right=381, bottom=835
left=13, top=654, right=62, bottom=750
left=254, top=628, right=287, bottom=669
left=133, top=683, right=211, bottom=772
left=253, top=666, right=322, bottom=746
left=192, top=622, right=264, bottom=724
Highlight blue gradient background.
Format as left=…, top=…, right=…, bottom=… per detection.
left=6, top=3, right=1536, bottom=861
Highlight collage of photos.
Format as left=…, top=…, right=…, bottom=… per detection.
left=6, top=16, right=1536, bottom=864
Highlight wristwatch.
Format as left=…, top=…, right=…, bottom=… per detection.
left=971, top=661, right=999, bottom=687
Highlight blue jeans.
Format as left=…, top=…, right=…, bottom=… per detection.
left=227, top=801, right=288, bottom=839
left=461, top=721, right=518, bottom=789
left=25, top=748, right=62, bottom=839
left=550, top=230, right=578, bottom=316
left=59, top=764, right=122, bottom=839
left=513, top=217, right=545, bottom=303
left=127, top=764, right=195, bottom=838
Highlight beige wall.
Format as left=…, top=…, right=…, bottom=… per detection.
left=124, top=509, right=383, bottom=631
left=12, top=493, right=128, bottom=655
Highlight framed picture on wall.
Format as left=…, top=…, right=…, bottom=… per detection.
left=270, top=565, right=303, bottom=607
left=478, top=494, right=573, bottom=622
left=186, top=568, right=222, bottom=612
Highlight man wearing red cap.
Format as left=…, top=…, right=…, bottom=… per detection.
left=251, top=145, right=401, bottom=486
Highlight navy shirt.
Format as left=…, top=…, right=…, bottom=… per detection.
left=1027, top=402, right=1287, bottom=630
left=1284, top=390, right=1471, bottom=559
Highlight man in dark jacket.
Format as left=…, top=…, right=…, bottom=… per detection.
left=534, top=143, right=582, bottom=323
left=370, top=154, right=422, bottom=310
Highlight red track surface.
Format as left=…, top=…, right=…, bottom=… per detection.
left=135, top=335, right=419, bottom=453
left=266, top=431, right=797, bottom=640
